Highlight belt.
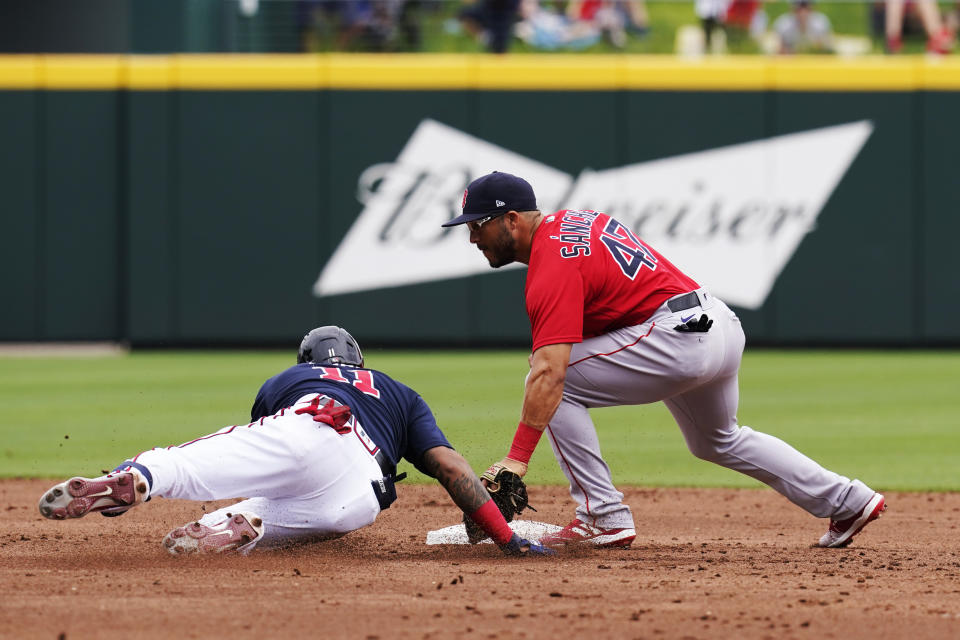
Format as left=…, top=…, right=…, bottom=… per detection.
left=370, top=450, right=406, bottom=511
left=373, top=449, right=398, bottom=478
left=667, top=291, right=700, bottom=313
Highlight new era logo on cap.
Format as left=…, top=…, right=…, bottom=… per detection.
left=441, top=171, right=538, bottom=227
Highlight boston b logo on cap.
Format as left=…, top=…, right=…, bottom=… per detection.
left=441, top=171, right=538, bottom=227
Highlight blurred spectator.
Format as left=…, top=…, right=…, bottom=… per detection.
left=298, top=0, right=423, bottom=52
left=883, top=0, right=953, bottom=53
left=947, top=2, right=960, bottom=48
left=566, top=1, right=649, bottom=48
left=772, top=0, right=833, bottom=53
left=336, top=0, right=378, bottom=49
left=622, top=0, right=651, bottom=36
left=516, top=0, right=602, bottom=50
left=695, top=0, right=731, bottom=51
left=567, top=0, right=624, bottom=48
left=948, top=2, right=960, bottom=35
left=724, top=0, right=767, bottom=44
left=692, top=0, right=769, bottom=53
left=459, top=0, right=522, bottom=53
left=515, top=0, right=648, bottom=50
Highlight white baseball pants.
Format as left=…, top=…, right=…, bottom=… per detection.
left=133, top=394, right=385, bottom=550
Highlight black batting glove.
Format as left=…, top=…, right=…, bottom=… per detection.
left=674, top=314, right=713, bottom=333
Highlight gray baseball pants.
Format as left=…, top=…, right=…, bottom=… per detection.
left=544, top=290, right=876, bottom=530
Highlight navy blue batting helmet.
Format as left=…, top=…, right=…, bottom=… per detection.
left=297, top=326, right=364, bottom=367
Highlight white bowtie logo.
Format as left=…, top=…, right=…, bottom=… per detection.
left=314, top=118, right=872, bottom=310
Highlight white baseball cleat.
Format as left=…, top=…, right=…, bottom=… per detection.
left=540, top=518, right=636, bottom=548
left=38, top=470, right=149, bottom=520
left=818, top=493, right=886, bottom=548
left=162, top=513, right=264, bottom=555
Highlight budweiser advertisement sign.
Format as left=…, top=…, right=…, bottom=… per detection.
left=314, top=119, right=872, bottom=309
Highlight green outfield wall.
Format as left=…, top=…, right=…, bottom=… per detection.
left=1, top=55, right=959, bottom=346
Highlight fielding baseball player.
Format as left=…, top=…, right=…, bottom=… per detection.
left=38, top=326, right=552, bottom=557
left=441, top=171, right=885, bottom=549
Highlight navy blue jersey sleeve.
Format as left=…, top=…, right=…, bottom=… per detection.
left=403, top=393, right=453, bottom=476
left=251, top=385, right=269, bottom=421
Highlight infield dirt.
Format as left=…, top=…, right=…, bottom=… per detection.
left=2, top=479, right=958, bottom=639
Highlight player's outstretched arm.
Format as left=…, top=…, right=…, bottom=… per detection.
left=420, top=446, right=553, bottom=557
left=421, top=446, right=502, bottom=515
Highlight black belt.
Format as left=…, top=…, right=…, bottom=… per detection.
left=667, top=291, right=700, bottom=313
left=371, top=450, right=406, bottom=511
left=373, top=449, right=397, bottom=478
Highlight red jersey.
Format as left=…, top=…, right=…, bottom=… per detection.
left=525, top=210, right=700, bottom=352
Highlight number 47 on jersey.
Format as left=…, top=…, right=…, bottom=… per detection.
left=600, top=218, right=658, bottom=280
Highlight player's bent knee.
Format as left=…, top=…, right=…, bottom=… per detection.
left=687, top=444, right=720, bottom=462
left=326, top=498, right=380, bottom=535
left=684, top=437, right=734, bottom=463
left=687, top=431, right=750, bottom=463
left=326, top=511, right=377, bottom=535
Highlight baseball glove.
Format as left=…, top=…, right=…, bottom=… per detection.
left=463, top=463, right=534, bottom=544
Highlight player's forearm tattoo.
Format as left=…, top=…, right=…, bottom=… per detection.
left=423, top=450, right=490, bottom=513
left=446, top=474, right=490, bottom=514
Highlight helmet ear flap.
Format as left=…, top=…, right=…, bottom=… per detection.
left=349, top=333, right=364, bottom=368
left=296, top=347, right=312, bottom=364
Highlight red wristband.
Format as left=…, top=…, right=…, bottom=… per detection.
left=507, top=421, right=543, bottom=465
left=468, top=499, right=513, bottom=545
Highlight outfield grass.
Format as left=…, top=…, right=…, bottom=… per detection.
left=1, top=349, right=956, bottom=491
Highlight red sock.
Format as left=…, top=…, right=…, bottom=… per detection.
left=467, top=500, right=513, bottom=545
